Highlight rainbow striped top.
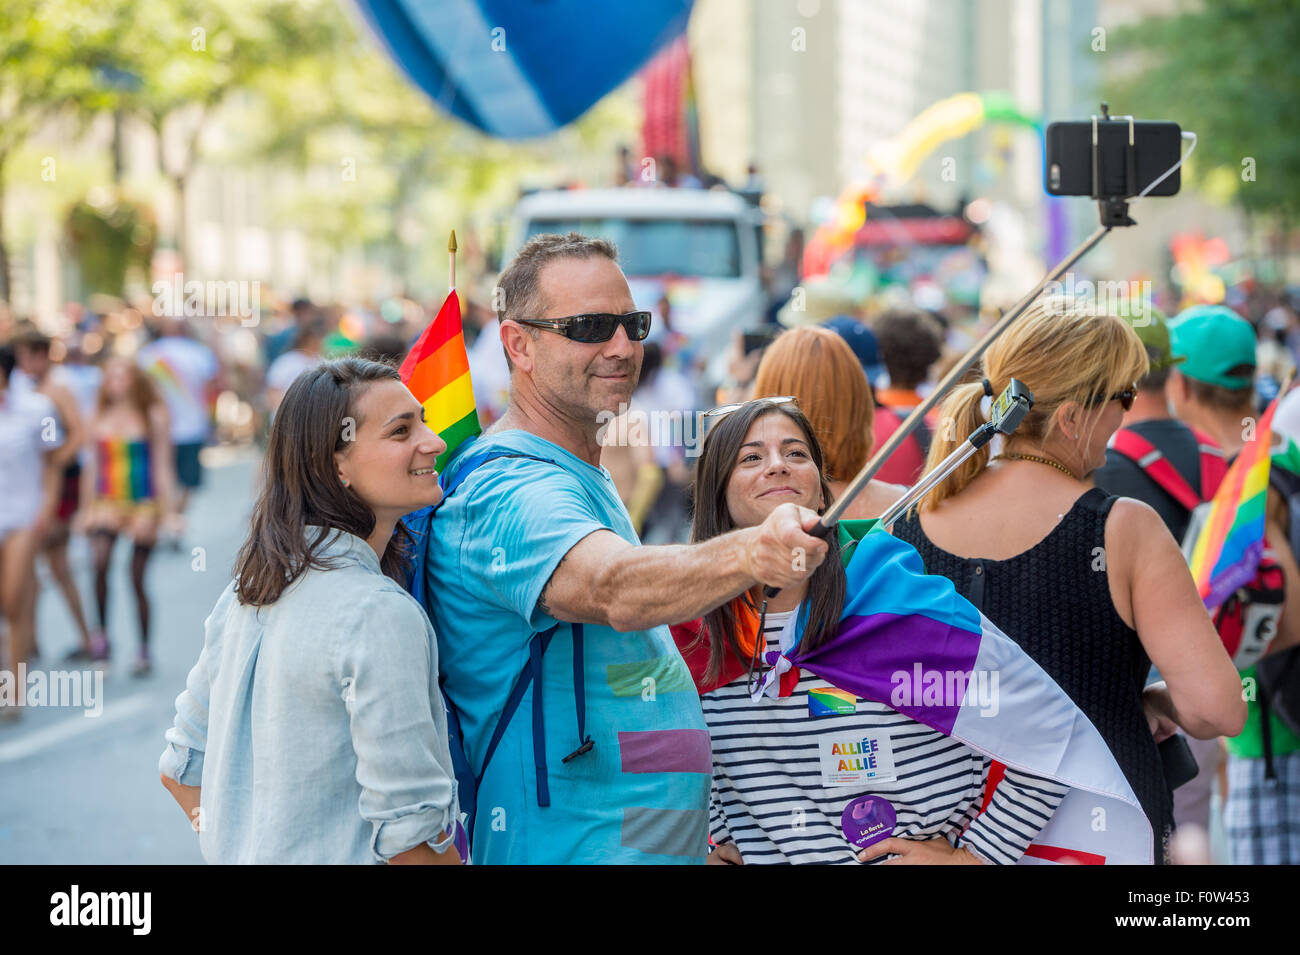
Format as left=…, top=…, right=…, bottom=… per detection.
left=96, top=438, right=155, bottom=502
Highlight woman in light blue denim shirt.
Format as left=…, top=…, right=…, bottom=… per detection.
left=159, top=357, right=461, bottom=864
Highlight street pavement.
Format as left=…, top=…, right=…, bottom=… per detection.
left=0, top=445, right=260, bottom=863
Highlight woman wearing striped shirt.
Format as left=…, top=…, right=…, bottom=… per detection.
left=682, top=397, right=1068, bottom=864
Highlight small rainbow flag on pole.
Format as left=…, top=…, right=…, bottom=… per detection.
left=1188, top=396, right=1280, bottom=608
left=398, top=231, right=480, bottom=471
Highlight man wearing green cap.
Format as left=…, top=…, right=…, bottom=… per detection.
left=1096, top=311, right=1225, bottom=543
left=1164, top=304, right=1300, bottom=865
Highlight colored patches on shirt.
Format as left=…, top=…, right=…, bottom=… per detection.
left=620, top=806, right=709, bottom=858
left=618, top=729, right=711, bottom=775
left=808, top=686, right=857, bottom=717
left=605, top=655, right=695, bottom=697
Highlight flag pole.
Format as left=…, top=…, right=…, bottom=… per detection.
left=448, top=229, right=457, bottom=293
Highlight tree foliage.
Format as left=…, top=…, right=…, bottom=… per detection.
left=1106, top=0, right=1300, bottom=219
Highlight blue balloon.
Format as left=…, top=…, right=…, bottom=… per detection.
left=353, top=0, right=693, bottom=138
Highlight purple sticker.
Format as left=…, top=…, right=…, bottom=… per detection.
left=841, top=795, right=896, bottom=850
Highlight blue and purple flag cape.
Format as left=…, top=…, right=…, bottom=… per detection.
left=676, top=521, right=1154, bottom=865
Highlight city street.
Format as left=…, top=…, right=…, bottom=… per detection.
left=2, top=0, right=1298, bottom=896
left=0, top=446, right=259, bottom=864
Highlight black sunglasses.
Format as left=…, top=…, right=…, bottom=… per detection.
left=514, top=311, right=652, bottom=344
left=1087, top=384, right=1137, bottom=411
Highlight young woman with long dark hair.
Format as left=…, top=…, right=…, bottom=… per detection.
left=681, top=397, right=1070, bottom=865
left=158, top=357, right=462, bottom=864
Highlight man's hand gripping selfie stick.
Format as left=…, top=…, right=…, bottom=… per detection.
left=760, top=380, right=1034, bottom=599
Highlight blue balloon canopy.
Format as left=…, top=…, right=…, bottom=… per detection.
left=353, top=0, right=694, bottom=139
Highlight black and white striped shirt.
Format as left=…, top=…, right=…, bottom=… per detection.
left=705, top=611, right=1068, bottom=864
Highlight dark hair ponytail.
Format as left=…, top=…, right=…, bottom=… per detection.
left=233, top=357, right=411, bottom=606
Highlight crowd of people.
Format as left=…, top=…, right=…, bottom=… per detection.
left=146, top=228, right=1300, bottom=864
left=0, top=290, right=473, bottom=698
left=4, top=225, right=1299, bottom=864
left=0, top=325, right=190, bottom=684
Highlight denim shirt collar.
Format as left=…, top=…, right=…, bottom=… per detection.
left=307, top=525, right=382, bottom=575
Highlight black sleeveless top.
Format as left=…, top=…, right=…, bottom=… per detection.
left=893, top=487, right=1172, bottom=864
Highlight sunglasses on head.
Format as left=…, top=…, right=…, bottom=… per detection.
left=514, top=310, right=652, bottom=344
left=700, top=395, right=799, bottom=438
left=1086, top=384, right=1138, bottom=411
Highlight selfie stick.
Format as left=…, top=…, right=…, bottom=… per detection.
left=809, top=102, right=1197, bottom=535
left=875, top=379, right=1033, bottom=530
left=758, top=106, right=1196, bottom=597
left=760, top=230, right=1096, bottom=600
left=810, top=222, right=1108, bottom=537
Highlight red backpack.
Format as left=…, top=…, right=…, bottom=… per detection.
left=1112, top=426, right=1281, bottom=668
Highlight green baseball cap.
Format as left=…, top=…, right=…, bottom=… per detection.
left=1124, top=309, right=1183, bottom=371
left=1168, top=305, right=1256, bottom=390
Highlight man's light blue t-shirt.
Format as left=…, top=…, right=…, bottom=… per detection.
left=424, top=430, right=711, bottom=864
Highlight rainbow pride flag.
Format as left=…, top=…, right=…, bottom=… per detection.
left=399, top=291, right=480, bottom=471
left=1187, top=397, right=1280, bottom=609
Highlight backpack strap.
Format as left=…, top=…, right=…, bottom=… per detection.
left=1259, top=676, right=1277, bottom=782
left=477, top=624, right=557, bottom=805
left=420, top=438, right=594, bottom=826
left=1111, top=428, right=1203, bottom=511
left=1190, top=428, right=1229, bottom=499
left=562, top=622, right=594, bottom=764
left=438, top=442, right=561, bottom=500
left=474, top=622, right=590, bottom=809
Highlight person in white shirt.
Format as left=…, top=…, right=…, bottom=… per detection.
left=0, top=345, right=62, bottom=715
left=138, top=318, right=220, bottom=529
left=14, top=329, right=92, bottom=661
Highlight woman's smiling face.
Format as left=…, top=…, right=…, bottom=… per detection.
left=723, top=410, right=824, bottom=530
left=334, top=378, right=446, bottom=520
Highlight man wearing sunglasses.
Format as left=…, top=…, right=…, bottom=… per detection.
left=420, top=232, right=828, bottom=865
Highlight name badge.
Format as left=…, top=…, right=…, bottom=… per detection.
left=818, top=731, right=896, bottom=788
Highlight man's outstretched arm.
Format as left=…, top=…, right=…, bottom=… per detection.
left=539, top=502, right=828, bottom=632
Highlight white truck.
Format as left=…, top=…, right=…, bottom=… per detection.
left=505, top=188, right=768, bottom=388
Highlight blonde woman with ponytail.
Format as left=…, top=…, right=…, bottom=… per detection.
left=892, top=298, right=1246, bottom=864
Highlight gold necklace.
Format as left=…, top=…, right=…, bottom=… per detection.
left=994, top=452, right=1076, bottom=479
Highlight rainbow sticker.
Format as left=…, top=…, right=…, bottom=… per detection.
left=809, top=687, right=857, bottom=717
